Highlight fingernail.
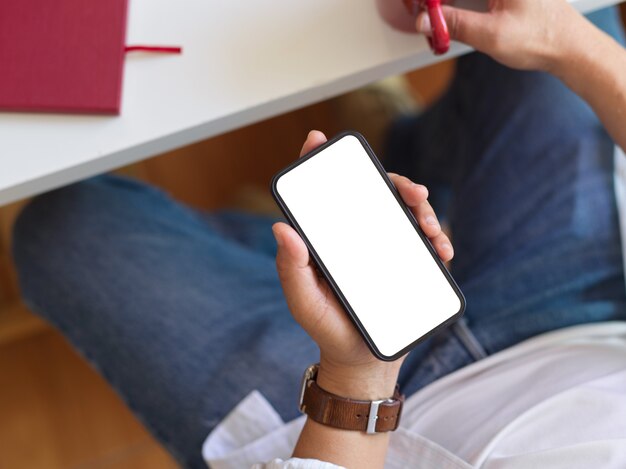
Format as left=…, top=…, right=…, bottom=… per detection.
left=417, top=13, right=431, bottom=34
left=442, top=243, right=453, bottom=252
left=426, top=216, right=438, bottom=226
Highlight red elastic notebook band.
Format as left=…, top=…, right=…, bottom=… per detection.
left=124, top=45, right=182, bottom=54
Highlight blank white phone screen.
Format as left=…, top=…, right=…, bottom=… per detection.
left=275, top=135, right=462, bottom=358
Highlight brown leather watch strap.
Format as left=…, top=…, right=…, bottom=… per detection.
left=301, top=379, right=404, bottom=433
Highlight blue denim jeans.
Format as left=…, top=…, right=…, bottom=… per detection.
left=12, top=7, right=626, bottom=469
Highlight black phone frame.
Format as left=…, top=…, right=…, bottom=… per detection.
left=271, top=130, right=466, bottom=362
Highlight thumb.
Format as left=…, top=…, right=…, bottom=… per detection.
left=272, top=223, right=324, bottom=320
left=417, top=6, right=493, bottom=50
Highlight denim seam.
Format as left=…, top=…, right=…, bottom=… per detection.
left=452, top=319, right=488, bottom=361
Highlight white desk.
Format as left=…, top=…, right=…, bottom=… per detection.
left=0, top=0, right=620, bottom=206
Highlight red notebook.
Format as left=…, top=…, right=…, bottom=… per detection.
left=0, top=0, right=129, bottom=114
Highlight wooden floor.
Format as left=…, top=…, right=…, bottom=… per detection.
left=0, top=60, right=454, bottom=469
left=0, top=329, right=178, bottom=469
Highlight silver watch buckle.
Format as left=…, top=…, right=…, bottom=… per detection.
left=298, top=364, right=319, bottom=413
left=366, top=398, right=392, bottom=434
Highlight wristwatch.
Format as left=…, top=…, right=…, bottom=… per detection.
left=298, top=364, right=405, bottom=434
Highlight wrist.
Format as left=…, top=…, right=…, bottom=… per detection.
left=317, top=356, right=402, bottom=400
left=545, top=10, right=601, bottom=78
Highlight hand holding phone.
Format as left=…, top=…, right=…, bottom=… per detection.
left=271, top=131, right=464, bottom=388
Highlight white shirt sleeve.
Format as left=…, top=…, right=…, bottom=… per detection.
left=252, top=458, right=344, bottom=469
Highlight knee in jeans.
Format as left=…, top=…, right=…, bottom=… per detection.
left=11, top=177, right=132, bottom=308
left=15, top=179, right=103, bottom=254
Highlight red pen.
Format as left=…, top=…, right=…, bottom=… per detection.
left=403, top=0, right=450, bottom=55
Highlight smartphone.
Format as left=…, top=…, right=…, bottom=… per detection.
left=271, top=131, right=465, bottom=361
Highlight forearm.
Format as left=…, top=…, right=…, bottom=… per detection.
left=551, top=14, right=626, bottom=151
